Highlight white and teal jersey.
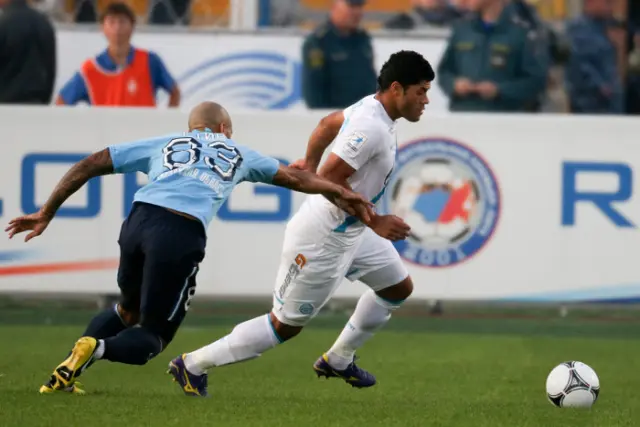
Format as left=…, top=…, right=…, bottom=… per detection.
left=303, top=94, right=397, bottom=240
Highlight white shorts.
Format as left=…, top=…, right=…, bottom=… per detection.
left=272, top=221, right=409, bottom=327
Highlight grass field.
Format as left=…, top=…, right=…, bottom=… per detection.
left=1, top=306, right=640, bottom=427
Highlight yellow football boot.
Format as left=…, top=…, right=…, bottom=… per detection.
left=40, top=337, right=98, bottom=393
left=39, top=381, right=86, bottom=395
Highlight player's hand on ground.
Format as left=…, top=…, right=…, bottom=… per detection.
left=371, top=215, right=411, bottom=241
left=5, top=211, right=52, bottom=242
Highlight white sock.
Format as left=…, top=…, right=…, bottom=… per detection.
left=184, top=314, right=282, bottom=375
left=326, top=289, right=403, bottom=370
left=94, top=339, right=105, bottom=360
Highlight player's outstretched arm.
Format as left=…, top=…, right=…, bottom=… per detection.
left=271, top=165, right=373, bottom=223
left=5, top=149, right=114, bottom=242
left=39, top=148, right=114, bottom=218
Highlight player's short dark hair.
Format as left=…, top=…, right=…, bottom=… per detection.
left=377, top=50, right=435, bottom=91
left=100, top=1, right=136, bottom=24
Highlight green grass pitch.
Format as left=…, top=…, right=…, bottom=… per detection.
left=1, top=309, right=640, bottom=427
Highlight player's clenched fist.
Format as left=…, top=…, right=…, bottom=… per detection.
left=370, top=215, right=411, bottom=241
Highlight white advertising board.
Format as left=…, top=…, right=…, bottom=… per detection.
left=0, top=107, right=639, bottom=302
left=55, top=30, right=450, bottom=112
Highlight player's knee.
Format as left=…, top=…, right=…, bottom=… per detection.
left=398, top=277, right=414, bottom=300
left=269, top=312, right=303, bottom=341
left=116, top=303, right=140, bottom=326
left=376, top=276, right=413, bottom=302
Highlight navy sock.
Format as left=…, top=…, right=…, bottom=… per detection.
left=83, top=305, right=128, bottom=339
left=103, top=326, right=163, bottom=365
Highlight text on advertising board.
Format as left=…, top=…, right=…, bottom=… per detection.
left=562, top=162, right=635, bottom=228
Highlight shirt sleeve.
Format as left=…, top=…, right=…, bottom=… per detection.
left=108, top=136, right=164, bottom=174
left=331, top=119, right=382, bottom=171
left=58, top=72, right=89, bottom=105
left=148, top=51, right=177, bottom=94
left=240, top=146, right=281, bottom=184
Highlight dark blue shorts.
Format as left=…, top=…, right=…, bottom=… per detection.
left=117, top=202, right=206, bottom=344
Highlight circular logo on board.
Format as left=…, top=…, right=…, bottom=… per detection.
left=381, top=138, right=501, bottom=268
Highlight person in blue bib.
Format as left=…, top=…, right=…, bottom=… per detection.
left=5, top=101, right=372, bottom=395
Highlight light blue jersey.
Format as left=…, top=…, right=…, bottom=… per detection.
left=107, top=130, right=280, bottom=228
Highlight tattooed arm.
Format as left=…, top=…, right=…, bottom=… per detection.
left=40, top=149, right=114, bottom=219
left=6, top=149, right=114, bottom=241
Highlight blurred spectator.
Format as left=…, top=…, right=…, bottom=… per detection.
left=512, top=0, right=569, bottom=65
left=511, top=0, right=541, bottom=28
left=436, top=0, right=548, bottom=112
left=148, top=0, right=191, bottom=25
left=511, top=0, right=571, bottom=112
left=384, top=0, right=464, bottom=29
left=0, top=0, right=56, bottom=104
left=56, top=2, right=180, bottom=107
left=451, top=0, right=471, bottom=10
left=270, top=0, right=303, bottom=26
left=627, top=30, right=640, bottom=114
left=72, top=0, right=97, bottom=23
left=70, top=0, right=192, bottom=24
left=565, top=0, right=623, bottom=114
left=301, top=0, right=376, bottom=109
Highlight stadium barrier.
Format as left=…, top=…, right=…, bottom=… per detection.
left=54, top=28, right=450, bottom=113
left=0, top=107, right=639, bottom=303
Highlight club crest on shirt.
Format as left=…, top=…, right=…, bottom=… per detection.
left=346, top=131, right=367, bottom=152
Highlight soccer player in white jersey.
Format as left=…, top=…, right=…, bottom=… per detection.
left=169, top=51, right=435, bottom=396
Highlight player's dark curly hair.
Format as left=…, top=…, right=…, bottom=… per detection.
left=377, top=51, right=435, bottom=91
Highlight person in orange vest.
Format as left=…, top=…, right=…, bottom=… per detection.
left=56, top=2, right=180, bottom=107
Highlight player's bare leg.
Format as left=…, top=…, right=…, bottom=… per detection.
left=315, top=276, right=414, bottom=388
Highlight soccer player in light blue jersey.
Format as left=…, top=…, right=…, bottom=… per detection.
left=5, top=101, right=372, bottom=395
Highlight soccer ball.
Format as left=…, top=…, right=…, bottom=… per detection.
left=546, top=361, right=600, bottom=408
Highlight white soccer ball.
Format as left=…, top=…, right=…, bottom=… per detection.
left=546, top=361, right=600, bottom=408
